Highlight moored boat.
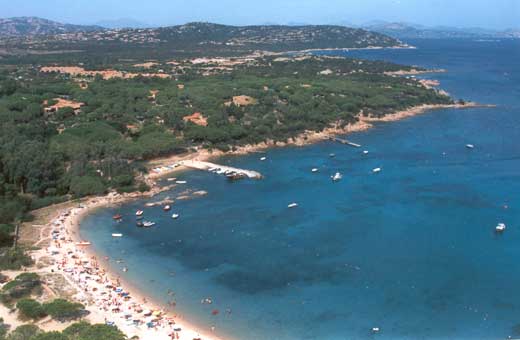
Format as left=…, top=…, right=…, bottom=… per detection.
left=176, top=181, right=187, bottom=184
left=288, top=203, right=298, bottom=208
left=136, top=210, right=144, bottom=216
left=112, top=233, right=123, bottom=237
left=331, top=172, right=342, bottom=181
left=75, top=241, right=91, bottom=246
left=163, top=205, right=171, bottom=211
left=311, top=168, right=319, bottom=173
left=143, top=221, right=156, bottom=228
left=372, top=167, right=382, bottom=173
left=496, top=223, right=506, bottom=232
left=172, top=214, right=180, bottom=219
left=113, top=214, right=122, bottom=220
left=466, top=144, right=475, bottom=149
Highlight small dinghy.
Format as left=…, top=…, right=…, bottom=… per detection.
left=363, top=150, right=369, bottom=154
left=372, top=167, right=382, bottom=173
left=143, top=221, right=156, bottom=228
left=113, top=214, right=122, bottom=221
left=329, top=153, right=336, bottom=158
left=466, top=144, right=475, bottom=149
left=176, top=181, right=187, bottom=184
left=260, top=156, right=267, bottom=161
left=331, top=172, right=343, bottom=182
left=172, top=214, right=180, bottom=219
left=135, top=210, right=144, bottom=216
left=496, top=223, right=506, bottom=232
left=163, top=205, right=171, bottom=211
left=311, top=168, right=319, bottom=173
left=112, top=233, right=123, bottom=238
left=288, top=203, right=299, bottom=209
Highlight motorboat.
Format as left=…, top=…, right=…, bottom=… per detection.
left=172, top=214, right=180, bottom=219
left=311, top=168, right=319, bottom=173
left=260, top=156, right=267, bottom=161
left=163, top=205, right=171, bottom=211
left=496, top=223, right=506, bottom=232
left=466, top=144, right=475, bottom=149
left=363, top=150, right=369, bottom=154
left=372, top=167, right=382, bottom=173
left=288, top=203, right=298, bottom=208
left=112, top=233, right=123, bottom=237
left=176, top=181, right=187, bottom=184
left=136, top=210, right=144, bottom=216
left=112, top=214, right=122, bottom=220
left=331, top=172, right=342, bottom=181
left=143, top=221, right=156, bottom=228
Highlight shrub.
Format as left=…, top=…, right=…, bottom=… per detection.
left=64, top=322, right=126, bottom=340
left=42, top=299, right=84, bottom=321
left=69, top=176, right=106, bottom=197
left=16, top=299, right=46, bottom=320
left=0, top=248, right=34, bottom=271
left=30, top=331, right=68, bottom=340
left=7, top=324, right=41, bottom=340
left=0, top=273, right=40, bottom=305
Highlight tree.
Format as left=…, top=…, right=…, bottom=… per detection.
left=7, top=324, right=41, bottom=340
left=63, top=322, right=126, bottom=340
left=16, top=299, right=46, bottom=320
left=69, top=176, right=105, bottom=197
left=42, top=299, right=84, bottom=322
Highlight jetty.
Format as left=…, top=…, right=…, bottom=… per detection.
left=178, top=160, right=263, bottom=179
left=328, top=136, right=361, bottom=148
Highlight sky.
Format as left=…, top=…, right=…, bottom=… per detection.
left=1, top=0, right=519, bottom=29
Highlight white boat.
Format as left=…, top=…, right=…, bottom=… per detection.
left=145, top=202, right=156, bottom=207
left=135, top=210, right=144, bottom=216
left=363, top=150, right=369, bottom=154
left=176, top=181, right=187, bottom=184
left=372, top=167, right=382, bottom=173
left=372, top=327, right=380, bottom=333
left=260, top=156, right=267, bottom=161
left=331, top=172, right=342, bottom=181
left=163, top=205, right=171, bottom=211
left=112, top=233, right=123, bottom=238
left=466, top=144, right=475, bottom=149
left=329, top=153, right=336, bottom=158
left=288, top=203, right=298, bottom=208
left=496, top=223, right=506, bottom=232
left=311, top=168, right=319, bottom=173
left=172, top=214, right=180, bottom=219
left=75, top=241, right=91, bottom=246
left=166, top=178, right=177, bottom=182
left=143, top=221, right=156, bottom=228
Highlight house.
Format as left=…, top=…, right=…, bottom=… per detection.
left=183, top=112, right=208, bottom=126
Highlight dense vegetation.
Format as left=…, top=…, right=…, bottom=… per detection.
left=0, top=321, right=126, bottom=340
left=0, top=52, right=451, bottom=230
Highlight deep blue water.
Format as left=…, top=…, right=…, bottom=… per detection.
left=81, top=39, right=520, bottom=340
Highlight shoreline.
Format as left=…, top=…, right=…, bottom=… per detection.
left=8, top=100, right=492, bottom=339
left=43, top=192, right=225, bottom=340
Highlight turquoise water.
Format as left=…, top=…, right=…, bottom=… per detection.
left=81, top=39, right=520, bottom=340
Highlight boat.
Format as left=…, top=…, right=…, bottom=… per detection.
left=112, top=233, right=123, bottom=238
left=496, top=223, right=506, bottom=232
left=260, top=156, right=267, bottom=161
left=145, top=203, right=156, bottom=207
left=163, top=205, right=171, bottom=211
left=372, top=327, right=380, bottom=333
left=466, top=144, right=475, bottom=149
left=363, top=150, right=369, bottom=154
left=136, top=221, right=144, bottom=227
left=143, top=221, right=156, bottom=228
left=135, top=210, right=144, bottom=216
left=172, top=214, right=180, bottom=219
left=329, top=153, right=336, bottom=158
left=288, top=203, right=298, bottom=208
left=167, top=177, right=177, bottom=182
left=331, top=172, right=342, bottom=181
left=176, top=181, right=187, bottom=184
left=75, top=241, right=91, bottom=246
left=372, top=167, right=382, bottom=173
left=227, top=172, right=246, bottom=180
left=311, top=168, right=319, bottom=173
left=112, top=214, right=122, bottom=220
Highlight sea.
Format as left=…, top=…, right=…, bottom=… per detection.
left=81, top=39, right=520, bottom=340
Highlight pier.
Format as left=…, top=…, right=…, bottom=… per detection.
left=328, top=136, right=362, bottom=148
left=179, top=160, right=263, bottom=179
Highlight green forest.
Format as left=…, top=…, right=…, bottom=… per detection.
left=0, top=54, right=452, bottom=229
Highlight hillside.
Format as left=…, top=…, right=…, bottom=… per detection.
left=365, top=21, right=520, bottom=39
left=0, top=20, right=405, bottom=60
left=0, top=17, right=101, bottom=38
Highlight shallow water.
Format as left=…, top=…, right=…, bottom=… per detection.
left=81, top=39, right=520, bottom=340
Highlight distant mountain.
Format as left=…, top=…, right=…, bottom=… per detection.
left=94, top=18, right=151, bottom=29
left=0, top=17, right=101, bottom=38
left=363, top=21, right=520, bottom=39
